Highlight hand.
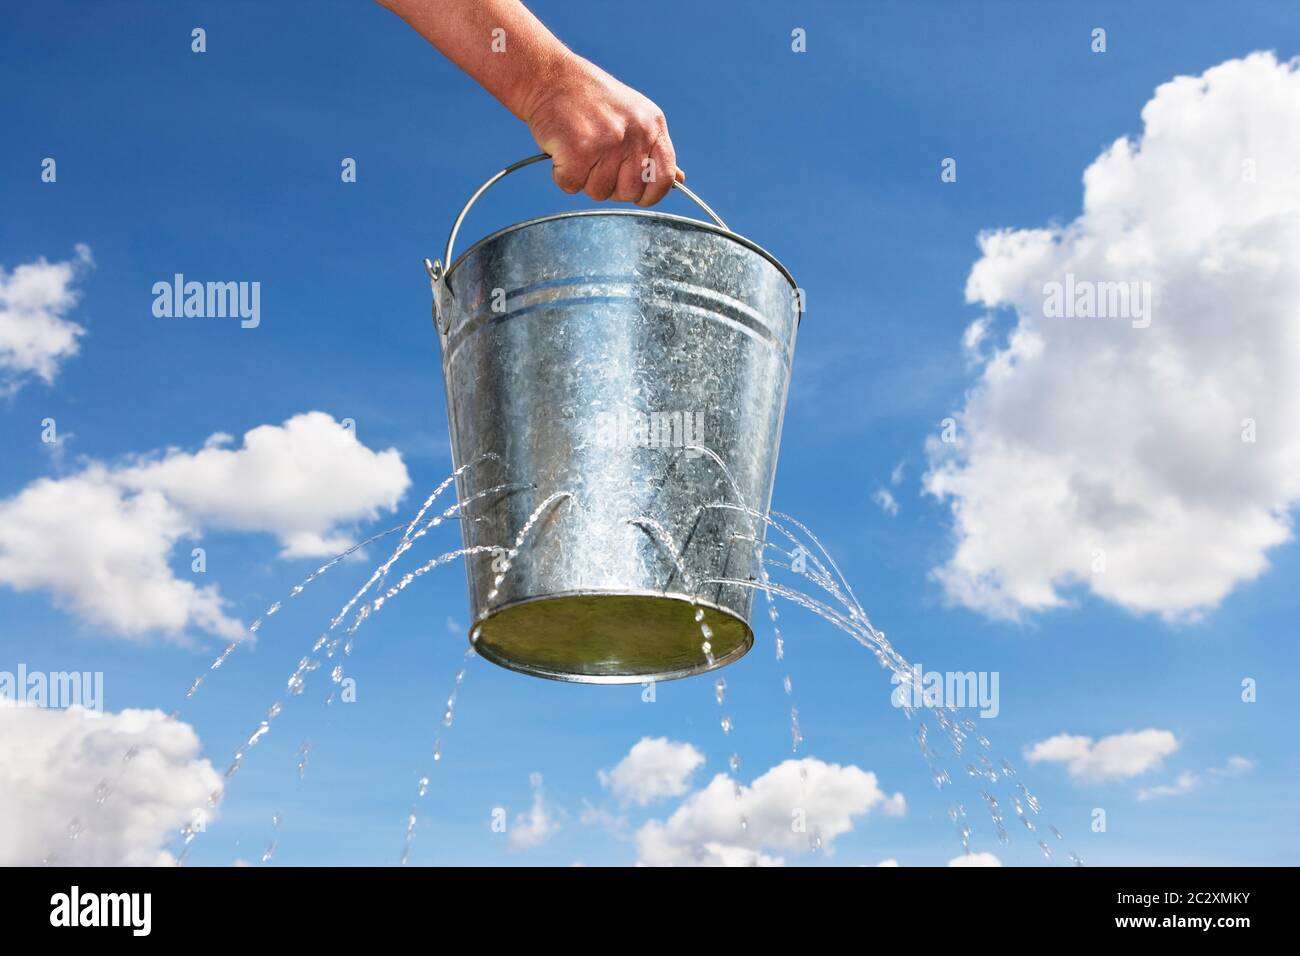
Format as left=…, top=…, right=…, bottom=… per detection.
left=522, top=55, right=684, bottom=206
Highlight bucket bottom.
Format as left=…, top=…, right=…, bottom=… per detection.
left=471, top=593, right=752, bottom=684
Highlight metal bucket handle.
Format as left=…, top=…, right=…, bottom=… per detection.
left=423, top=153, right=730, bottom=335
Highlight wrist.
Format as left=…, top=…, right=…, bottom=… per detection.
left=513, top=46, right=587, bottom=124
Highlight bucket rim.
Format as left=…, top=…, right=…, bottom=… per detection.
left=469, top=587, right=755, bottom=684
left=443, top=209, right=800, bottom=302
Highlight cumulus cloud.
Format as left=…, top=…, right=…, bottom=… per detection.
left=0, top=703, right=219, bottom=866
left=119, top=412, right=410, bottom=558
left=598, top=737, right=705, bottom=807
left=508, top=772, right=561, bottom=850
left=948, top=852, right=1002, bottom=867
left=0, top=412, right=410, bottom=642
left=635, top=757, right=905, bottom=866
left=1024, top=729, right=1180, bottom=782
left=925, top=53, right=1300, bottom=621
left=0, top=245, right=92, bottom=394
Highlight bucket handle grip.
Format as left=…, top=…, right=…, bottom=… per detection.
left=426, top=153, right=729, bottom=288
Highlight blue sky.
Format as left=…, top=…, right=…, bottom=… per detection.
left=2, top=0, right=1297, bottom=866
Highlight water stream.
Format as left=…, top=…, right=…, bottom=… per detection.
left=48, top=447, right=1082, bottom=867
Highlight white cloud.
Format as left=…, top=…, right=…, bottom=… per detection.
left=119, top=412, right=410, bottom=558
left=0, top=468, right=241, bottom=642
left=509, top=772, right=561, bottom=850
left=598, top=737, right=705, bottom=807
left=1025, top=729, right=1180, bottom=782
left=925, top=53, right=1300, bottom=621
left=1209, top=755, right=1255, bottom=777
left=960, top=316, right=990, bottom=362
left=877, top=857, right=900, bottom=867
left=0, top=703, right=219, bottom=866
left=635, top=757, right=905, bottom=866
left=1137, top=771, right=1199, bottom=801
left=873, top=488, right=900, bottom=516
left=948, top=851, right=1002, bottom=867
left=0, top=245, right=91, bottom=393
left=0, top=412, right=410, bottom=643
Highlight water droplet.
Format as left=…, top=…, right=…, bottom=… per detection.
left=1016, top=783, right=1040, bottom=813
left=66, top=819, right=84, bottom=841
left=417, top=776, right=430, bottom=797
left=93, top=780, right=110, bottom=805
left=714, top=678, right=726, bottom=705
left=729, top=753, right=741, bottom=773
left=432, top=739, right=442, bottom=762
left=720, top=716, right=733, bottom=735
left=297, top=740, right=311, bottom=781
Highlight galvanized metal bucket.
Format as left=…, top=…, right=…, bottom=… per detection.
left=425, top=154, right=800, bottom=683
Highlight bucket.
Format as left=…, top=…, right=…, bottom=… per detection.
left=425, top=154, right=800, bottom=683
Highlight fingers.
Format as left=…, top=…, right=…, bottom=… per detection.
left=551, top=153, right=597, bottom=195
left=535, top=90, right=680, bottom=205
left=636, top=130, right=677, bottom=207
left=614, top=152, right=649, bottom=205
left=584, top=149, right=626, bottom=202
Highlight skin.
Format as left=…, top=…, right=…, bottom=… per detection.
left=377, top=0, right=683, bottom=206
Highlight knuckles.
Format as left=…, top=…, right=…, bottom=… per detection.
left=547, top=97, right=676, bottom=202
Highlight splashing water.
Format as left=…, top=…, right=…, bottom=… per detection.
left=632, top=513, right=749, bottom=827
left=52, top=461, right=512, bottom=866
left=401, top=648, right=477, bottom=866
left=55, top=440, right=1086, bottom=868
left=673, top=447, right=1081, bottom=865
